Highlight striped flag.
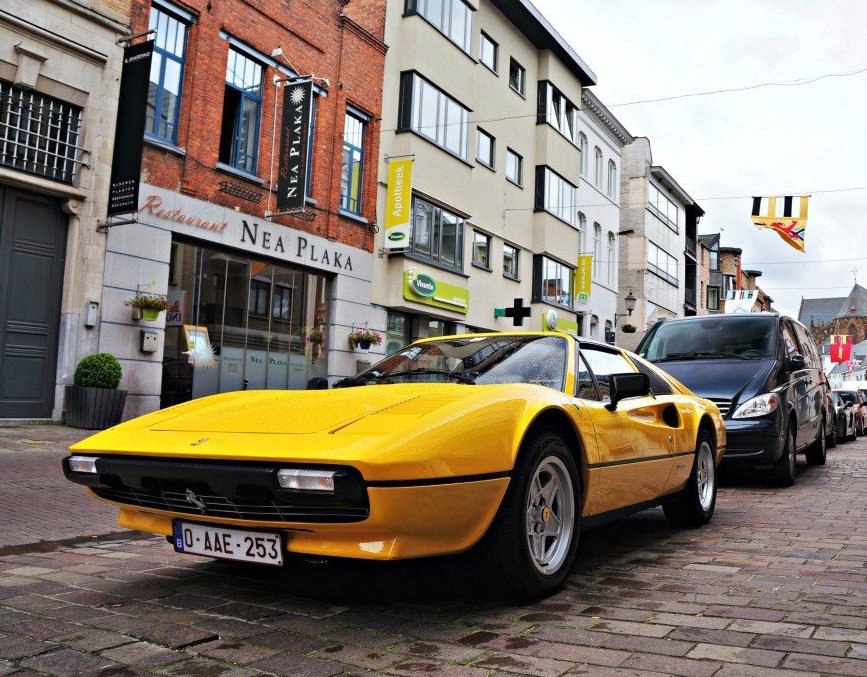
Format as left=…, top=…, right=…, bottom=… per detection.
left=751, top=195, right=809, bottom=252
left=829, top=334, right=852, bottom=363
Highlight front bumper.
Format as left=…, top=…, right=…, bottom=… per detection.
left=720, top=412, right=785, bottom=468
left=63, top=455, right=509, bottom=560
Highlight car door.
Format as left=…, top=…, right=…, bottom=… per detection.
left=787, top=321, right=820, bottom=447
left=781, top=320, right=812, bottom=448
left=576, top=344, right=679, bottom=515
left=793, top=322, right=825, bottom=443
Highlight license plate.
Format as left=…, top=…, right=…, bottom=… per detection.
left=172, top=521, right=283, bottom=566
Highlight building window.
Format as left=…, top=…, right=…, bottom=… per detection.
left=398, top=72, right=469, bottom=159
left=535, top=166, right=578, bottom=227
left=648, top=182, right=679, bottom=232
left=509, top=58, right=525, bottom=95
left=410, top=195, right=464, bottom=270
left=578, top=133, right=587, bottom=176
left=340, top=110, right=366, bottom=214
left=219, top=48, right=263, bottom=174
left=534, top=255, right=573, bottom=309
left=647, top=241, right=678, bottom=286
left=607, top=231, right=615, bottom=284
left=707, top=286, right=720, bottom=311
left=476, top=128, right=494, bottom=168
left=472, top=230, right=490, bottom=268
left=594, top=146, right=603, bottom=186
left=146, top=4, right=188, bottom=144
left=407, top=0, right=472, bottom=53
left=479, top=32, right=498, bottom=72
left=506, top=148, right=522, bottom=186
left=709, top=242, right=719, bottom=270
left=607, top=159, right=617, bottom=199
left=593, top=223, right=601, bottom=279
left=578, top=212, right=587, bottom=253
left=539, top=82, right=577, bottom=144
left=0, top=81, right=84, bottom=184
left=503, top=243, right=519, bottom=279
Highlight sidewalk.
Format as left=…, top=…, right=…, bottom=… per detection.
left=0, top=424, right=122, bottom=548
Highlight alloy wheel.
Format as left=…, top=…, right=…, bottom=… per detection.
left=525, top=456, right=575, bottom=575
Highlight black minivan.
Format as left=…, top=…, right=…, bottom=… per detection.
left=636, top=313, right=828, bottom=485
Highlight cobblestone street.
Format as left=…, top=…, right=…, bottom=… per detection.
left=1, top=424, right=865, bottom=676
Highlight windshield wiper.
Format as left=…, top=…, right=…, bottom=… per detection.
left=385, top=369, right=477, bottom=384
left=657, top=351, right=749, bottom=362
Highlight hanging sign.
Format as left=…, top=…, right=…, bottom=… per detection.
left=574, top=254, right=592, bottom=304
left=107, top=40, right=154, bottom=215
left=384, top=158, right=413, bottom=249
left=277, top=79, right=313, bottom=211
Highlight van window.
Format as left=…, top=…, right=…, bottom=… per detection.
left=793, top=323, right=820, bottom=366
left=781, top=322, right=799, bottom=359
left=638, top=315, right=777, bottom=361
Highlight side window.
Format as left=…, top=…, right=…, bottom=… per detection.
left=793, top=323, right=820, bottom=367
left=781, top=322, right=799, bottom=359
left=581, top=346, right=636, bottom=402
left=576, top=353, right=598, bottom=400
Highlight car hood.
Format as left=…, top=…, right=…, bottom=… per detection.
left=653, top=358, right=775, bottom=402
left=69, top=384, right=563, bottom=480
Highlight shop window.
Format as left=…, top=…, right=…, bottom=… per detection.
left=219, top=48, right=263, bottom=174
left=146, top=2, right=189, bottom=144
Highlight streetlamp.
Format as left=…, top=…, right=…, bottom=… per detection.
left=613, top=289, right=637, bottom=325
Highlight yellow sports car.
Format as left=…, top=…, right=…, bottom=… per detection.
left=64, top=332, right=725, bottom=598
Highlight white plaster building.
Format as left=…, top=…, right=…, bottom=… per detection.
left=0, top=0, right=128, bottom=421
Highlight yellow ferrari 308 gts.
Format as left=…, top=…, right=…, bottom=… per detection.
left=64, top=332, right=725, bottom=598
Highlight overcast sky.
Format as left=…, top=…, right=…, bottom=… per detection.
left=534, top=0, right=867, bottom=319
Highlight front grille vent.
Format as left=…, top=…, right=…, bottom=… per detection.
left=709, top=398, right=732, bottom=417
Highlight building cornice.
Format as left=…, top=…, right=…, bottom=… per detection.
left=339, top=13, right=388, bottom=55
left=581, top=90, right=633, bottom=146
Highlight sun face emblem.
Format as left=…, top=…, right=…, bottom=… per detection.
left=289, top=86, right=306, bottom=105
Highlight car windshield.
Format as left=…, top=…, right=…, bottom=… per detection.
left=335, top=335, right=568, bottom=391
left=638, top=316, right=777, bottom=361
left=836, top=391, right=858, bottom=406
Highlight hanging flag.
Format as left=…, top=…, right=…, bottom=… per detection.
left=829, top=334, right=853, bottom=363
left=277, top=79, right=313, bottom=211
left=574, top=254, right=592, bottom=304
left=383, top=158, right=413, bottom=249
left=751, top=195, right=809, bottom=252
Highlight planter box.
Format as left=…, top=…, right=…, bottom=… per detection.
left=65, top=385, right=127, bottom=430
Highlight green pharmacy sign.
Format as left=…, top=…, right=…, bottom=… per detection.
left=403, top=272, right=469, bottom=314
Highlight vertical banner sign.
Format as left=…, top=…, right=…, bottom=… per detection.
left=574, top=254, right=592, bottom=304
left=107, top=40, right=154, bottom=215
left=277, top=79, right=313, bottom=211
left=384, top=158, right=413, bottom=249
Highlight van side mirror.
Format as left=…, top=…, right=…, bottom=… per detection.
left=605, top=372, right=651, bottom=411
left=788, top=354, right=807, bottom=371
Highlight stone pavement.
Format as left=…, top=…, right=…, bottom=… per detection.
left=0, top=424, right=865, bottom=675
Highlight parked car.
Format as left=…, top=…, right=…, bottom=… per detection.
left=833, top=388, right=866, bottom=439
left=828, top=391, right=856, bottom=444
left=63, top=332, right=725, bottom=599
left=636, top=312, right=829, bottom=486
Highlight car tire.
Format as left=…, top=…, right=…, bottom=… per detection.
left=826, top=418, right=837, bottom=449
left=478, top=431, right=581, bottom=600
left=772, top=422, right=797, bottom=487
left=805, top=417, right=827, bottom=465
left=663, top=429, right=717, bottom=527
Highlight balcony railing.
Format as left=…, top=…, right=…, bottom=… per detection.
left=685, top=236, right=696, bottom=258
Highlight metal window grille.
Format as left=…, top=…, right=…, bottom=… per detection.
left=0, top=81, right=86, bottom=184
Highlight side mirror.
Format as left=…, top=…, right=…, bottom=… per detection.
left=605, top=372, right=651, bottom=411
left=787, top=353, right=807, bottom=371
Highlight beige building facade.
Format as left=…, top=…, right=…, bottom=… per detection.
left=371, top=0, right=633, bottom=352
left=0, top=0, right=129, bottom=421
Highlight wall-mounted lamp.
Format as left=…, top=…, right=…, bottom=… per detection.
left=614, top=289, right=637, bottom=325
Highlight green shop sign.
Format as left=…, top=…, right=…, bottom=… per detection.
left=403, top=272, right=469, bottom=314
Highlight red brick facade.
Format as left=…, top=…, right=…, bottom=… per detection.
left=131, top=0, right=386, bottom=251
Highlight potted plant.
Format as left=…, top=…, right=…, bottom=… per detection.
left=348, top=327, right=382, bottom=350
left=621, top=323, right=637, bottom=334
left=65, top=353, right=127, bottom=429
left=125, top=288, right=169, bottom=321
left=305, top=326, right=325, bottom=345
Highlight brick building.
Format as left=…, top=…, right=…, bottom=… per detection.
left=101, top=0, right=386, bottom=416
left=1, top=1, right=129, bottom=421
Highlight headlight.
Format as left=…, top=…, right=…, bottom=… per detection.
left=277, top=468, right=335, bottom=492
left=731, top=393, right=780, bottom=419
left=68, top=455, right=99, bottom=474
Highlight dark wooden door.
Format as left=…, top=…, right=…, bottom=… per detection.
left=0, top=187, right=67, bottom=418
